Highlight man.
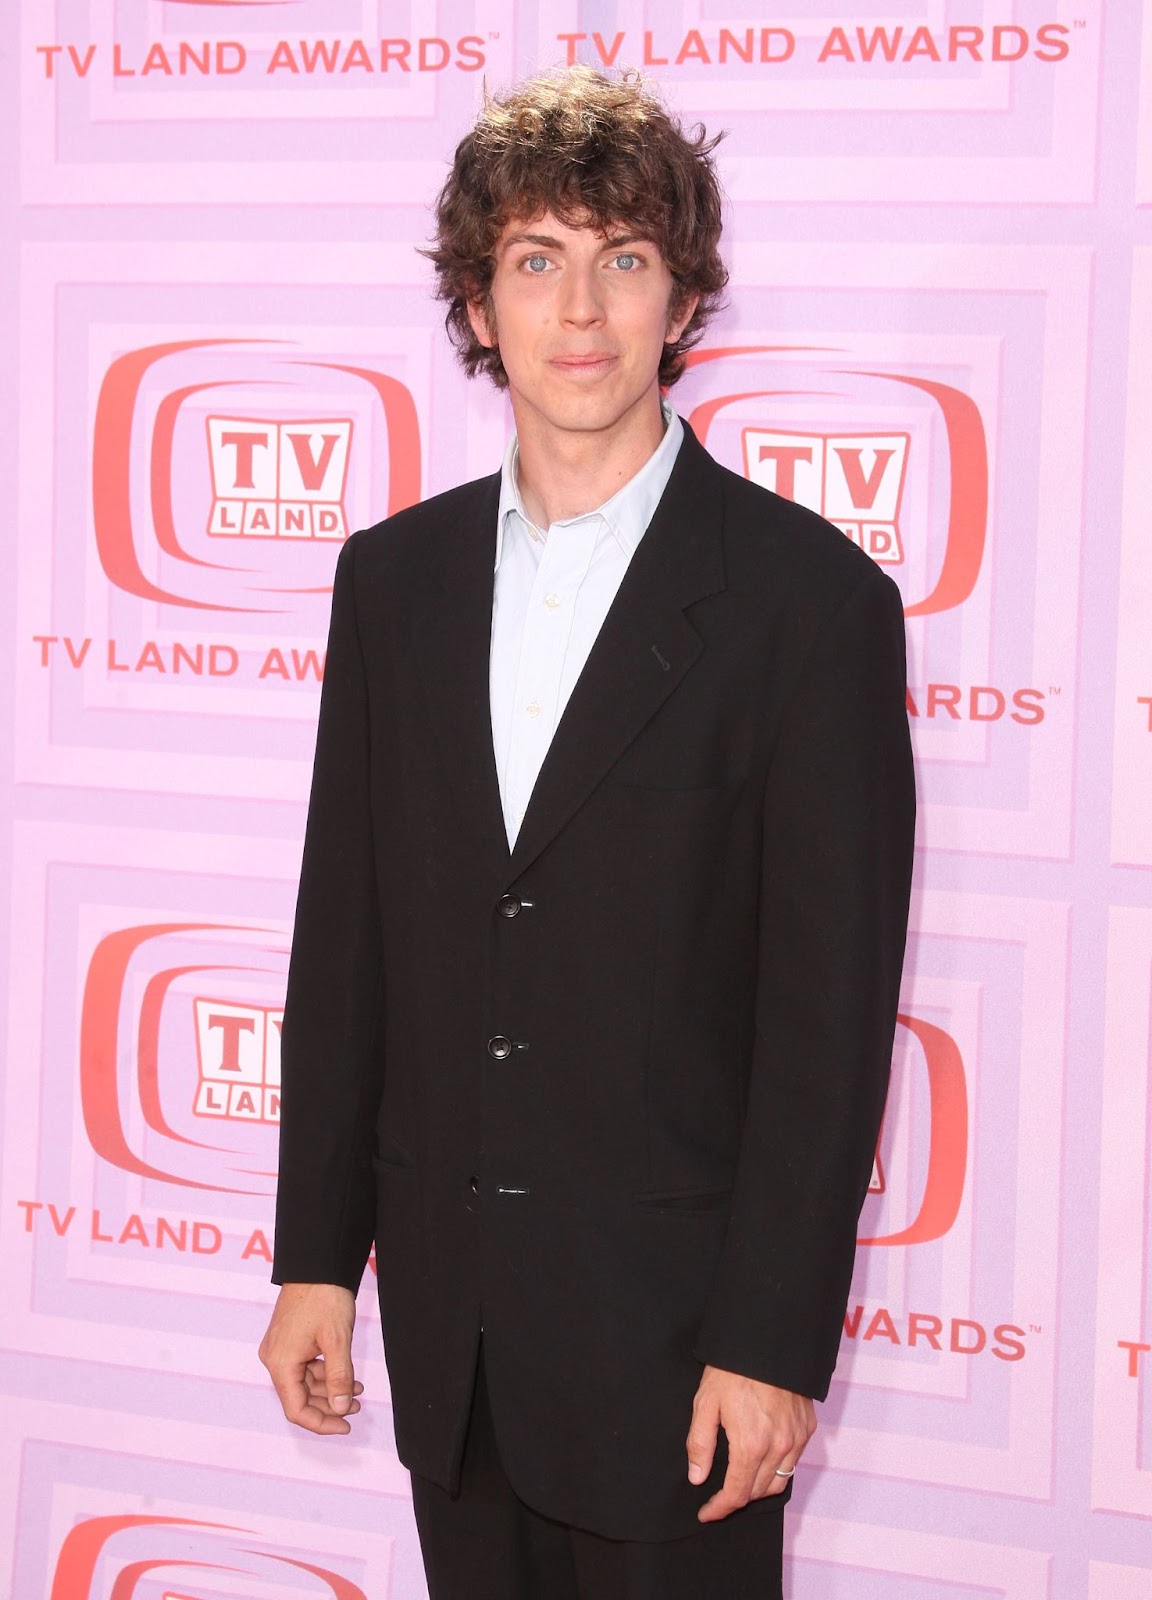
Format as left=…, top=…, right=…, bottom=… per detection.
left=260, top=65, right=915, bottom=1600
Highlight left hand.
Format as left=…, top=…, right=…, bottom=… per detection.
left=686, top=1364, right=816, bottom=1522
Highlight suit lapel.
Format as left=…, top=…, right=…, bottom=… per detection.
left=509, top=423, right=726, bottom=880
left=411, top=422, right=728, bottom=886
left=411, top=471, right=512, bottom=872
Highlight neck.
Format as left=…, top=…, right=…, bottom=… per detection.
left=513, top=390, right=667, bottom=528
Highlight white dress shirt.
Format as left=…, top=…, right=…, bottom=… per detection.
left=489, top=403, right=684, bottom=850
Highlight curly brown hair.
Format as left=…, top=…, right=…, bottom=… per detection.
left=424, top=65, right=728, bottom=388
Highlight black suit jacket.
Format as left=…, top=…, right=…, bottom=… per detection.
left=271, top=420, right=915, bottom=1541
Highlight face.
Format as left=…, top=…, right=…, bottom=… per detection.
left=466, top=211, right=697, bottom=442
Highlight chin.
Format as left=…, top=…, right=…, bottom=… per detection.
left=542, top=386, right=644, bottom=431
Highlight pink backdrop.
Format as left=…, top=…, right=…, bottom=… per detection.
left=2, top=1, right=1150, bottom=1596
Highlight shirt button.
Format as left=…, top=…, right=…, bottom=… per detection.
left=525, top=700, right=541, bottom=718
left=545, top=593, right=561, bottom=609
left=487, top=1035, right=513, bottom=1059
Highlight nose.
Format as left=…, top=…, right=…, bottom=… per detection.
left=557, top=260, right=606, bottom=329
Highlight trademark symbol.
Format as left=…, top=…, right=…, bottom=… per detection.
left=1030, top=1323, right=1042, bottom=1334
left=1073, top=17, right=1087, bottom=27
left=488, top=31, right=500, bottom=40
left=1048, top=686, right=1061, bottom=697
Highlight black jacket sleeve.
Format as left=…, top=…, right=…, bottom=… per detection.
left=694, top=567, right=915, bottom=1399
left=271, top=532, right=384, bottom=1292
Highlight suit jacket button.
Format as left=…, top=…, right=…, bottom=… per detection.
left=496, top=893, right=522, bottom=918
left=468, top=1175, right=480, bottom=1195
left=487, top=1035, right=512, bottom=1059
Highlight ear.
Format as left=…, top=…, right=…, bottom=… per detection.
left=466, top=296, right=497, bottom=350
left=665, top=291, right=699, bottom=346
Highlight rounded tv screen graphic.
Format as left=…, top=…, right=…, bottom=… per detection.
left=682, top=345, right=988, bottom=617
left=80, top=922, right=290, bottom=1194
left=92, top=339, right=421, bottom=614
left=50, top=1514, right=370, bottom=1600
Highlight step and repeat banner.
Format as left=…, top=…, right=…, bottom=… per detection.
left=2, top=1, right=1150, bottom=1596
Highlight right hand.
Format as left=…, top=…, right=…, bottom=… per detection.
left=259, top=1282, right=363, bottom=1435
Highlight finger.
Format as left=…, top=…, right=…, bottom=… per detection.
left=318, top=1338, right=357, bottom=1417
left=269, top=1364, right=354, bottom=1435
left=306, top=1359, right=363, bottom=1387
left=308, top=1380, right=364, bottom=1401
left=305, top=1362, right=364, bottom=1397
left=302, top=1364, right=362, bottom=1407
left=307, top=1393, right=363, bottom=1418
left=750, top=1451, right=795, bottom=1500
left=686, top=1394, right=719, bottom=1486
left=288, top=1401, right=354, bottom=1435
left=305, top=1358, right=364, bottom=1385
left=279, top=1373, right=355, bottom=1433
left=750, top=1423, right=809, bottom=1500
left=697, top=1453, right=759, bottom=1523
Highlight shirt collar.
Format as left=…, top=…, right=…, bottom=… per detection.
left=494, top=400, right=683, bottom=572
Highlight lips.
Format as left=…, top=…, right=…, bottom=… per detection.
left=550, top=353, right=618, bottom=373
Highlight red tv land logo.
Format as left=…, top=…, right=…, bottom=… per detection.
left=207, top=415, right=352, bottom=541
left=80, top=922, right=288, bottom=1193
left=744, top=429, right=908, bottom=565
left=50, top=1514, right=368, bottom=1600
left=858, top=1013, right=968, bottom=1247
left=194, top=998, right=282, bottom=1124
left=684, top=346, right=988, bottom=617
left=91, top=339, right=420, bottom=613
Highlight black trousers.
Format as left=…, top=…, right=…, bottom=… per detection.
left=409, top=1343, right=785, bottom=1600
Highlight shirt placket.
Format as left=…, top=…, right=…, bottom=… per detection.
left=505, top=515, right=600, bottom=838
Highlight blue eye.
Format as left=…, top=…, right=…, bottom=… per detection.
left=614, top=253, right=639, bottom=270
left=525, top=254, right=549, bottom=273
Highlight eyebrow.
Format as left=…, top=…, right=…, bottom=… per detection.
left=500, top=231, right=650, bottom=256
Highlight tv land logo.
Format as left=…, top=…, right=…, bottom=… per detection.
left=684, top=347, right=987, bottom=618
left=206, top=416, right=351, bottom=541
left=91, top=339, right=420, bottom=613
left=80, top=922, right=288, bottom=1194
left=49, top=1513, right=369, bottom=1600
left=194, top=997, right=282, bottom=1124
left=744, top=429, right=908, bottom=565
